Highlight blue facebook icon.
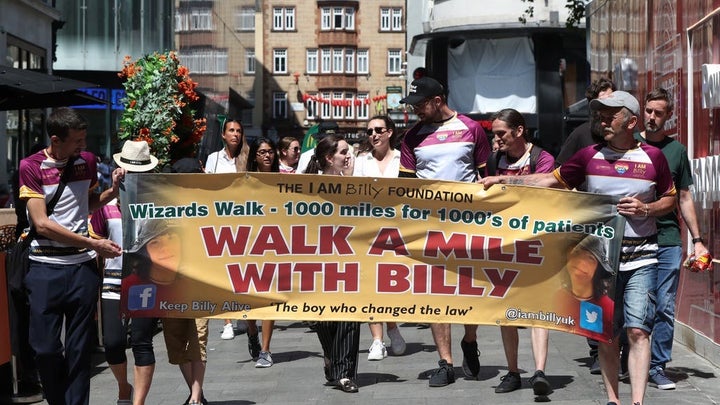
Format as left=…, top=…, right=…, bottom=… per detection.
left=579, top=300, right=603, bottom=334
left=128, top=284, right=157, bottom=310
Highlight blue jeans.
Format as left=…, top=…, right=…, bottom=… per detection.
left=614, top=264, right=657, bottom=336
left=650, top=245, right=682, bottom=373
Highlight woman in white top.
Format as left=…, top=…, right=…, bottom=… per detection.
left=277, top=136, right=300, bottom=173
left=205, top=119, right=249, bottom=174
left=205, top=119, right=249, bottom=341
left=353, top=115, right=406, bottom=360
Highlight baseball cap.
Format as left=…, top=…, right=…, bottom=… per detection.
left=400, top=77, right=445, bottom=105
left=589, top=90, right=640, bottom=117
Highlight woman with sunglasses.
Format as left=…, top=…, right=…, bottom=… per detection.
left=353, top=116, right=407, bottom=361
left=244, top=138, right=280, bottom=368
left=277, top=136, right=301, bottom=173
left=306, top=135, right=360, bottom=393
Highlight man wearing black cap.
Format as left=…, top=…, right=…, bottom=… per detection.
left=399, top=76, right=491, bottom=387
left=481, top=91, right=677, bottom=405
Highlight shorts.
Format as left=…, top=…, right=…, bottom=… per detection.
left=613, top=264, right=657, bottom=336
left=161, top=318, right=209, bottom=364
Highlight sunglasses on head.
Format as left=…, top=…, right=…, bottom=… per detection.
left=366, top=127, right=387, bottom=136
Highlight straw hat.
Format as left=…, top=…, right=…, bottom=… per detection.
left=113, top=140, right=159, bottom=172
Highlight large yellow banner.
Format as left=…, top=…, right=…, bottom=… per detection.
left=119, top=173, right=624, bottom=342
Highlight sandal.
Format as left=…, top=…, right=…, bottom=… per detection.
left=337, top=378, right=359, bottom=393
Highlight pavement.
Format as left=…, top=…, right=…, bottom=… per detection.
left=33, top=321, right=720, bottom=404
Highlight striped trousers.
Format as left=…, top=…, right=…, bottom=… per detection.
left=315, top=321, right=360, bottom=381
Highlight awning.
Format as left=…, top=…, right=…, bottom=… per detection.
left=0, top=66, right=106, bottom=110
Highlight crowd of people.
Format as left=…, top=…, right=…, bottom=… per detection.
left=8, top=74, right=711, bottom=405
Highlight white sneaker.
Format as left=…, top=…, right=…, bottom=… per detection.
left=387, top=326, right=406, bottom=355
left=367, top=339, right=387, bottom=361
left=220, top=322, right=235, bottom=340
left=255, top=351, right=273, bottom=368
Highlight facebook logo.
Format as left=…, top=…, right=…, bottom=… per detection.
left=579, top=301, right=603, bottom=334
left=128, top=284, right=156, bottom=310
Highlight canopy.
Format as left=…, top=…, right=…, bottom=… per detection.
left=0, top=66, right=105, bottom=110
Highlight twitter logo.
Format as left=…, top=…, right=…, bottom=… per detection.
left=579, top=301, right=603, bottom=333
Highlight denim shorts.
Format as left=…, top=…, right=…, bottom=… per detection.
left=613, top=264, right=657, bottom=336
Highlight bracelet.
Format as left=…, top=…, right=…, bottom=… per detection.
left=644, top=204, right=649, bottom=217
left=692, top=237, right=705, bottom=244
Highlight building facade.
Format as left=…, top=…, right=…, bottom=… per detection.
left=588, top=0, right=720, bottom=366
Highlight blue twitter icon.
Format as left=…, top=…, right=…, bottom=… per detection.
left=579, top=301, right=603, bottom=334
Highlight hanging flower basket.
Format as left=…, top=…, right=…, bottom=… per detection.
left=118, top=51, right=207, bottom=168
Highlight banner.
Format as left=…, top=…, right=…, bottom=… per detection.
left=119, top=173, right=624, bottom=342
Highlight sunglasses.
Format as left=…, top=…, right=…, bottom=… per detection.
left=366, top=127, right=388, bottom=136
left=290, top=146, right=300, bottom=152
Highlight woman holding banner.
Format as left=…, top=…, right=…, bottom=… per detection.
left=307, top=135, right=361, bottom=393
left=204, top=118, right=248, bottom=342
left=244, top=138, right=280, bottom=368
left=353, top=115, right=407, bottom=361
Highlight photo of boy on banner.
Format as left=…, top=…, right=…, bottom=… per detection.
left=554, top=222, right=622, bottom=343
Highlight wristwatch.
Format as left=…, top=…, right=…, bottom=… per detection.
left=691, top=237, right=704, bottom=244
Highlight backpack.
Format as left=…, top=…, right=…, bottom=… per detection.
left=485, top=144, right=544, bottom=176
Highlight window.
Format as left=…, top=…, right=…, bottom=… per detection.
left=243, top=91, right=255, bottom=124
left=178, top=48, right=228, bottom=74
left=306, top=49, right=318, bottom=74
left=273, top=7, right=295, bottom=31
left=320, top=49, right=331, bottom=73
left=332, top=49, right=343, bottom=73
left=388, top=50, right=402, bottom=74
left=175, top=7, right=213, bottom=32
left=345, top=49, right=355, bottom=73
left=321, top=7, right=354, bottom=31
left=357, top=49, right=369, bottom=74
left=273, top=49, right=287, bottom=74
left=306, top=94, right=318, bottom=120
left=356, top=93, right=369, bottom=119
left=236, top=7, right=255, bottom=31
left=320, top=92, right=331, bottom=119
left=380, top=8, right=403, bottom=32
left=332, top=92, right=344, bottom=119
left=345, top=92, right=355, bottom=119
left=273, top=92, right=288, bottom=119
left=245, top=48, right=255, bottom=74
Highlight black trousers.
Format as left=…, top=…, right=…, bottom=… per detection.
left=315, top=321, right=360, bottom=381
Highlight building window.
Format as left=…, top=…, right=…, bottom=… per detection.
left=243, top=90, right=255, bottom=124
left=320, top=49, right=331, bottom=73
left=273, top=92, right=288, bottom=119
left=388, top=49, right=402, bottom=75
left=306, top=49, right=318, bottom=74
left=332, top=49, right=343, bottom=73
left=273, top=7, right=295, bottom=31
left=345, top=92, right=355, bottom=119
left=273, top=49, right=287, bottom=74
left=175, top=7, right=213, bottom=32
left=236, top=7, right=255, bottom=31
left=332, top=92, right=344, bottom=119
left=380, top=8, right=403, bottom=32
left=245, top=48, right=255, bottom=74
left=306, top=94, right=318, bottom=120
left=321, top=7, right=354, bottom=31
left=357, top=49, right=369, bottom=74
left=345, top=49, right=355, bottom=73
left=320, top=92, right=331, bottom=119
left=178, top=48, right=228, bottom=74
left=356, top=93, right=369, bottom=119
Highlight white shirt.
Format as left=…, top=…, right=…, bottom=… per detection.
left=352, top=149, right=400, bottom=178
left=205, top=149, right=237, bottom=173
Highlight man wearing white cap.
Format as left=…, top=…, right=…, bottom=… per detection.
left=19, top=107, right=125, bottom=405
left=481, top=91, right=677, bottom=405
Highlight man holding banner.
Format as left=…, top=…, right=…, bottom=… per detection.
left=481, top=91, right=677, bottom=405
left=399, top=76, right=491, bottom=387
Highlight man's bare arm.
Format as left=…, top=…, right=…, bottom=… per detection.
left=479, top=172, right=563, bottom=189
left=678, top=188, right=709, bottom=255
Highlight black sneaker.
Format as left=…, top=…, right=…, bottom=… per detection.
left=495, top=371, right=521, bottom=393
left=460, top=339, right=480, bottom=379
left=248, top=333, right=261, bottom=360
left=529, top=370, right=551, bottom=396
left=428, top=359, right=455, bottom=387
left=589, top=355, right=601, bottom=374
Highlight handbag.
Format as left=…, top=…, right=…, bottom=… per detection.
left=6, top=158, right=75, bottom=292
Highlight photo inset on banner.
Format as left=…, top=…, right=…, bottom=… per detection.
left=554, top=234, right=616, bottom=342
